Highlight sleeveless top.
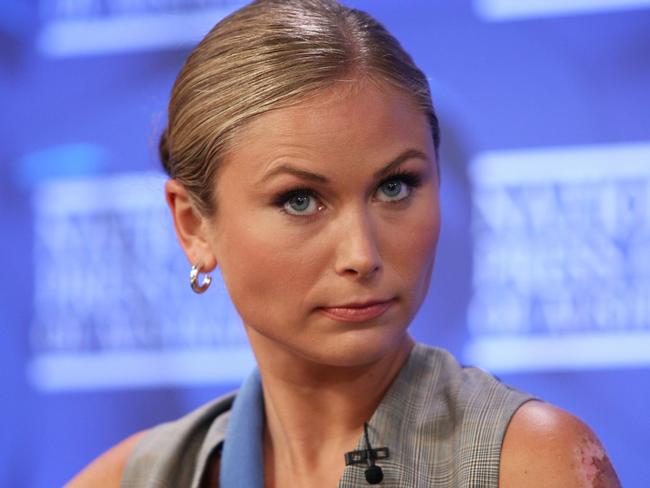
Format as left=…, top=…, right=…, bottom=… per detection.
left=121, top=343, right=534, bottom=487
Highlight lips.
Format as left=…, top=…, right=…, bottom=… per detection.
left=318, top=298, right=394, bottom=323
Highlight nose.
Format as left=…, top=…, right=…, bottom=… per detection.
left=334, top=206, right=382, bottom=280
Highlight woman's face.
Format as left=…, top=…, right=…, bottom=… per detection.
left=204, top=80, right=440, bottom=367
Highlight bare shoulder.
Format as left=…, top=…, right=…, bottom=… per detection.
left=65, top=430, right=149, bottom=488
left=499, top=400, right=621, bottom=488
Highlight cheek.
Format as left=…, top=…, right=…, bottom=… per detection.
left=385, top=198, right=440, bottom=293
left=214, top=211, right=322, bottom=325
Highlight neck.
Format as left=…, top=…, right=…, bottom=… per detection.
left=246, top=331, right=415, bottom=485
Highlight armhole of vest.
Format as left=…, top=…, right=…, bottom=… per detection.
left=498, top=396, right=539, bottom=459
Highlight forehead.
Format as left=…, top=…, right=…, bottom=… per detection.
left=223, top=79, right=434, bottom=176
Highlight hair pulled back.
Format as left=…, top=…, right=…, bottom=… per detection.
left=160, top=0, right=440, bottom=216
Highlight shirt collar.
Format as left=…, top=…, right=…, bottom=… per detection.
left=219, top=368, right=265, bottom=488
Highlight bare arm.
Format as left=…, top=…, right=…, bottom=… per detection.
left=500, top=401, right=621, bottom=488
left=65, top=430, right=148, bottom=488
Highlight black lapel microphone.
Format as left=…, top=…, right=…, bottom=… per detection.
left=344, top=422, right=389, bottom=485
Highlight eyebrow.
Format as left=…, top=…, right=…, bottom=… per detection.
left=259, top=148, right=429, bottom=185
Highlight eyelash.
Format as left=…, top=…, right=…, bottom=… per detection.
left=271, top=169, right=424, bottom=217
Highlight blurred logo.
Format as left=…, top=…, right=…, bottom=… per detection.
left=465, top=142, right=650, bottom=371
left=28, top=173, right=253, bottom=391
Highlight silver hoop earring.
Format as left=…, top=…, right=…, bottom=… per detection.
left=190, top=264, right=212, bottom=294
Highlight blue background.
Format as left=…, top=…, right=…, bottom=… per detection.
left=1, top=1, right=649, bottom=486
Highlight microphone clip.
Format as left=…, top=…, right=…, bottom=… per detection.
left=344, top=423, right=389, bottom=485
left=344, top=446, right=390, bottom=466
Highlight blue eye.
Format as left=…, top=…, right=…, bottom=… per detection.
left=379, top=180, right=410, bottom=201
left=287, top=194, right=312, bottom=213
left=278, top=190, right=322, bottom=216
left=377, top=172, right=422, bottom=202
left=273, top=171, right=423, bottom=218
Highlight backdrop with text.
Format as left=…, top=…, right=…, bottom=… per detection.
left=1, top=0, right=648, bottom=486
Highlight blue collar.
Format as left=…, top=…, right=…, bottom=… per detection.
left=219, top=369, right=265, bottom=488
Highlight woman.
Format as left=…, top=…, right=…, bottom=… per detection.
left=68, top=0, right=621, bottom=486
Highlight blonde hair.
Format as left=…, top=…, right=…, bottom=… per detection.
left=160, top=0, right=440, bottom=216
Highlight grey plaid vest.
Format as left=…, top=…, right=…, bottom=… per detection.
left=122, top=343, right=533, bottom=487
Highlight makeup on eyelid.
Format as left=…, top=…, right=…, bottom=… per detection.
left=270, top=168, right=426, bottom=218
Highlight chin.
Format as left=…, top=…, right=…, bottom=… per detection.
left=298, top=326, right=412, bottom=369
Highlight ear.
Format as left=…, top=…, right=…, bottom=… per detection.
left=165, top=179, right=217, bottom=272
